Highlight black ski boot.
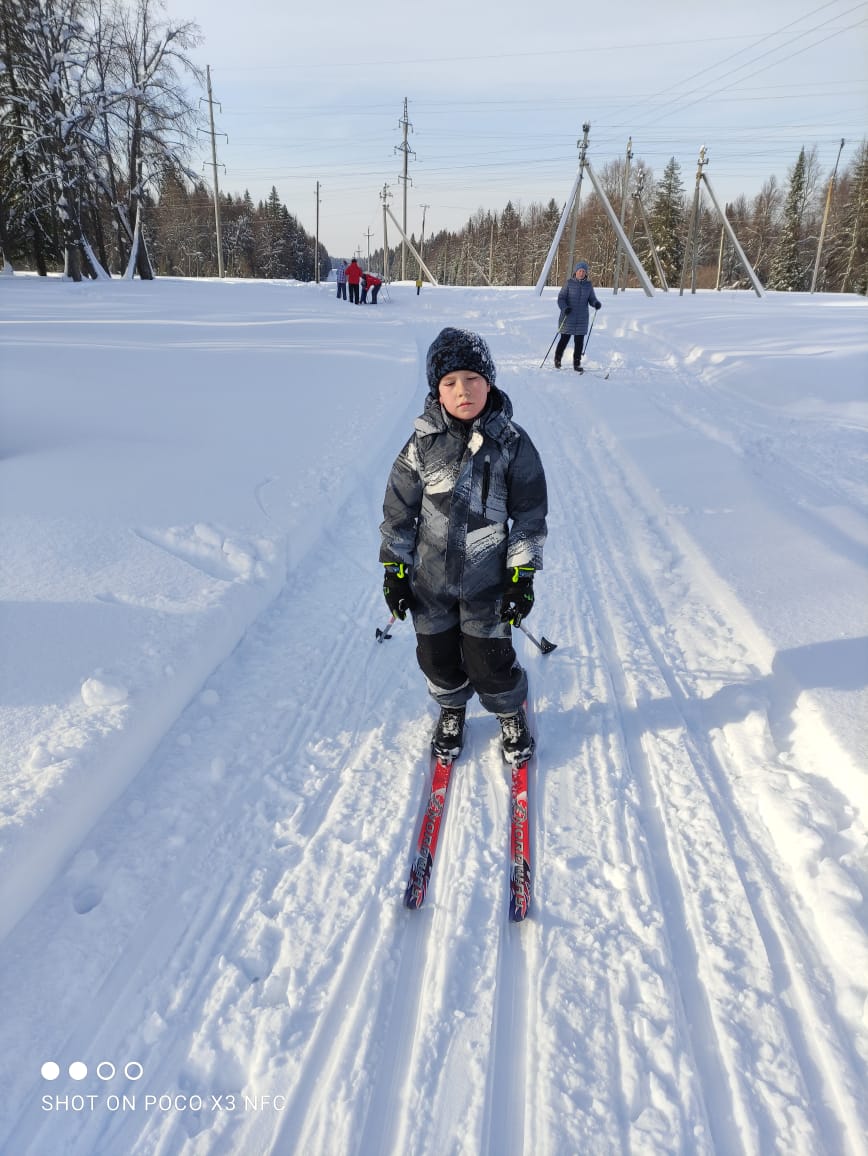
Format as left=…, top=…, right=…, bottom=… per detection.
left=573, top=360, right=583, bottom=374
left=498, top=707, right=534, bottom=765
left=432, top=707, right=466, bottom=759
left=553, top=357, right=562, bottom=369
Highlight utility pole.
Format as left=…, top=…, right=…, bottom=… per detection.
left=613, top=137, right=633, bottom=293
left=205, top=65, right=225, bottom=278
left=537, top=121, right=651, bottom=296
left=314, top=181, right=321, bottom=283
left=380, top=184, right=392, bottom=281
left=680, top=145, right=763, bottom=297
left=566, top=123, right=591, bottom=276
left=680, top=145, right=708, bottom=295
left=632, top=174, right=668, bottom=290
left=419, top=203, right=429, bottom=281
left=811, top=137, right=845, bottom=293
left=364, top=227, right=374, bottom=266
left=396, top=98, right=415, bottom=281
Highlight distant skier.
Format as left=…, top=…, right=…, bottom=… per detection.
left=379, top=328, right=548, bottom=764
left=345, top=258, right=363, bottom=304
left=360, top=271, right=383, bottom=304
left=554, top=259, right=601, bottom=372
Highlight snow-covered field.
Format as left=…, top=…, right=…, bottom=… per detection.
left=0, top=274, right=866, bottom=1156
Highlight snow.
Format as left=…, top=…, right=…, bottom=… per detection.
left=0, top=274, right=866, bottom=1156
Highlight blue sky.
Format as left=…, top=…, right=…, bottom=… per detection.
left=175, top=0, right=868, bottom=260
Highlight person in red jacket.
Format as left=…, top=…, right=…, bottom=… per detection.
left=361, top=271, right=383, bottom=304
left=345, top=258, right=363, bottom=304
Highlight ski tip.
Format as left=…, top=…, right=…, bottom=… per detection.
left=509, top=897, right=531, bottom=922
left=404, top=879, right=427, bottom=910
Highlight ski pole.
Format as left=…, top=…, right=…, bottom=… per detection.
left=375, top=614, right=396, bottom=642
left=581, top=309, right=597, bottom=361
left=517, top=621, right=557, bottom=655
left=539, top=314, right=567, bottom=368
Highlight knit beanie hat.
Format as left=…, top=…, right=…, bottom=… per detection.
left=426, top=328, right=496, bottom=393
left=575, top=260, right=589, bottom=273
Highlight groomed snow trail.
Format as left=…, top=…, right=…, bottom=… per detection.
left=0, top=288, right=865, bottom=1156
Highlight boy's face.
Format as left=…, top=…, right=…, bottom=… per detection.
left=438, top=370, right=490, bottom=421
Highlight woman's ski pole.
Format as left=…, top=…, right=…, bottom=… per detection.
left=584, top=309, right=596, bottom=358
left=540, top=315, right=567, bottom=368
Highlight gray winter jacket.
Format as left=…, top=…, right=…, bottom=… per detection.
left=380, top=388, right=547, bottom=622
left=557, top=276, right=601, bottom=335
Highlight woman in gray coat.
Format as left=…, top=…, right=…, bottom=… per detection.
left=554, top=259, right=601, bottom=372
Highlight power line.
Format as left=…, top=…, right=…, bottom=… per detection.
left=628, top=2, right=866, bottom=129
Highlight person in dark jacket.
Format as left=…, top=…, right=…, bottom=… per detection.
left=554, top=260, right=601, bottom=372
left=345, top=258, right=363, bottom=304
left=380, top=328, right=548, bottom=764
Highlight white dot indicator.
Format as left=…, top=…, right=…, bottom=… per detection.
left=125, top=1061, right=144, bottom=1081
left=41, top=1062, right=60, bottom=1081
left=69, top=1062, right=88, bottom=1081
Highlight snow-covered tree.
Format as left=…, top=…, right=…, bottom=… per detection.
left=768, top=147, right=814, bottom=290
left=94, top=0, right=203, bottom=278
left=649, top=157, right=686, bottom=286
left=836, top=140, right=868, bottom=294
left=0, top=0, right=202, bottom=277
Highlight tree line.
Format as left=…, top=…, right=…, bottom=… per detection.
left=387, top=144, right=867, bottom=295
left=1, top=1, right=865, bottom=292
left=0, top=0, right=328, bottom=281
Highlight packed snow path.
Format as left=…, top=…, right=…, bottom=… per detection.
left=0, top=280, right=865, bottom=1155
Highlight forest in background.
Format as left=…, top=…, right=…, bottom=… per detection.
left=1, top=0, right=865, bottom=292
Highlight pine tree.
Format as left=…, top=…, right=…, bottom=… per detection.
left=837, top=140, right=868, bottom=294
left=649, top=157, right=686, bottom=286
left=768, top=147, right=812, bottom=290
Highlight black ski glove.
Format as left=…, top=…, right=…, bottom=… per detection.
left=500, top=566, right=535, bottom=627
left=594, top=302, right=602, bottom=311
left=563, top=307, right=572, bottom=314
left=383, top=562, right=414, bottom=620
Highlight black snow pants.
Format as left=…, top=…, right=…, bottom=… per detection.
left=415, top=624, right=526, bottom=715
left=555, top=332, right=584, bottom=367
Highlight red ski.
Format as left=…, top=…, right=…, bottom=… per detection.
left=508, top=759, right=532, bottom=922
left=404, top=756, right=455, bottom=909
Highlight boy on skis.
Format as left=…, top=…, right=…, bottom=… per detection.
left=379, top=328, right=548, bottom=764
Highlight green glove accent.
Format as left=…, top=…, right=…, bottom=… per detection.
left=501, top=566, right=535, bottom=627
left=383, top=562, right=414, bottom=620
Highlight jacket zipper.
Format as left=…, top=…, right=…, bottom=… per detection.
left=481, top=456, right=491, bottom=516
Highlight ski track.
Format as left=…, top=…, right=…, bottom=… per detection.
left=611, top=321, right=868, bottom=566
left=527, top=341, right=866, bottom=1154
left=1, top=305, right=866, bottom=1156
